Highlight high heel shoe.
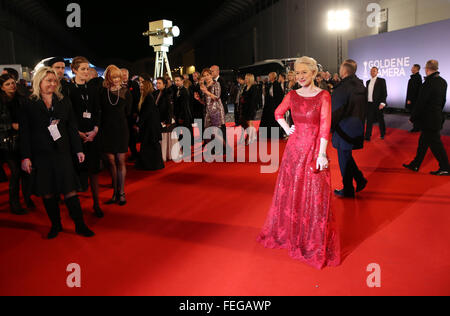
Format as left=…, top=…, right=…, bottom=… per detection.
left=105, top=193, right=118, bottom=205
left=118, top=193, right=127, bottom=206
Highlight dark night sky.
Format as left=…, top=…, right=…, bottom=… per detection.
left=44, top=0, right=226, bottom=63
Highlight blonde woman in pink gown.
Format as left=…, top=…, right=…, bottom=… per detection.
left=257, top=57, right=341, bottom=269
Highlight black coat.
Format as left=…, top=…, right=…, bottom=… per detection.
left=20, top=95, right=83, bottom=196
left=126, top=80, right=141, bottom=117
left=411, top=72, right=448, bottom=131
left=153, top=89, right=174, bottom=128
left=174, top=86, right=193, bottom=125
left=366, top=77, right=388, bottom=106
left=20, top=95, right=82, bottom=160
left=137, top=94, right=162, bottom=143
left=406, top=73, right=423, bottom=109
left=240, top=84, right=258, bottom=121
left=332, top=75, right=367, bottom=151
left=216, top=76, right=228, bottom=107
left=190, top=82, right=204, bottom=120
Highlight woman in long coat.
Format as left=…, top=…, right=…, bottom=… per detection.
left=20, top=67, right=94, bottom=239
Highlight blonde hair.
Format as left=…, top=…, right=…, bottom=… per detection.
left=31, top=67, right=63, bottom=101
left=103, top=65, right=123, bottom=89
left=295, top=56, right=319, bottom=79
left=245, top=73, right=255, bottom=90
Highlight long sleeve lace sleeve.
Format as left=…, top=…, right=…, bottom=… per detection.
left=319, top=91, right=332, bottom=141
left=275, top=91, right=292, bottom=120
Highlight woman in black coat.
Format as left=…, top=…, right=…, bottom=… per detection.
left=0, top=74, right=34, bottom=214
left=239, top=74, right=259, bottom=145
left=67, top=56, right=103, bottom=218
left=20, top=67, right=94, bottom=239
left=135, top=78, right=164, bottom=171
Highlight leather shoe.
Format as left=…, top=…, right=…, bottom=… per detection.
left=356, top=178, right=368, bottom=193
left=430, top=169, right=450, bottom=176
left=334, top=189, right=355, bottom=198
left=403, top=163, right=419, bottom=172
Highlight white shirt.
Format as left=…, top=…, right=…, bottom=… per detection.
left=368, top=77, right=377, bottom=103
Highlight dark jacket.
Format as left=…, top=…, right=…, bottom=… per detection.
left=265, top=81, right=284, bottom=107
left=153, top=89, right=174, bottom=127
left=366, top=77, right=388, bottom=107
left=411, top=72, right=448, bottom=131
left=216, top=76, right=228, bottom=107
left=240, top=84, right=258, bottom=121
left=332, top=75, right=367, bottom=151
left=20, top=95, right=82, bottom=160
left=125, top=79, right=141, bottom=117
left=137, top=94, right=162, bottom=143
left=174, top=86, right=193, bottom=125
left=406, top=73, right=423, bottom=110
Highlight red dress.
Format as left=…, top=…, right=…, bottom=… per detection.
left=257, top=90, right=341, bottom=269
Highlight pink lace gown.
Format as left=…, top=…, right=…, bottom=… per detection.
left=257, top=90, right=341, bottom=270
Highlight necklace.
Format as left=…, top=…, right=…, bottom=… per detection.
left=108, top=88, right=120, bottom=106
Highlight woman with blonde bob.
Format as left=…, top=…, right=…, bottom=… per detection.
left=257, top=56, right=340, bottom=269
left=99, top=65, right=132, bottom=206
left=20, top=67, right=94, bottom=239
left=239, top=73, right=259, bottom=145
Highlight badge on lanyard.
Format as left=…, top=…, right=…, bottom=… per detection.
left=48, top=120, right=62, bottom=141
left=83, top=111, right=92, bottom=119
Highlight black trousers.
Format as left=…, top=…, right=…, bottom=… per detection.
left=366, top=102, right=386, bottom=138
left=2, top=158, right=31, bottom=210
left=338, top=148, right=365, bottom=194
left=411, top=130, right=450, bottom=171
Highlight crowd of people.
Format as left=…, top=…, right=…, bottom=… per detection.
left=0, top=54, right=448, bottom=270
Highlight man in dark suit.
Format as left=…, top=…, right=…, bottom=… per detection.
left=332, top=59, right=368, bottom=198
left=190, top=72, right=204, bottom=124
left=404, top=60, right=449, bottom=176
left=211, top=65, right=228, bottom=114
left=406, top=64, right=423, bottom=133
left=365, top=67, right=388, bottom=141
left=174, top=74, right=194, bottom=154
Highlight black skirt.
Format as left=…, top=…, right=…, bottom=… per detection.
left=76, top=138, right=102, bottom=174
left=31, top=152, right=81, bottom=197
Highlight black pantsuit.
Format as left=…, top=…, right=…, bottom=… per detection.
left=366, top=102, right=386, bottom=138
left=366, top=77, right=388, bottom=139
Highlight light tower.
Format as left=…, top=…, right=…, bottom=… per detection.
left=143, top=20, right=180, bottom=80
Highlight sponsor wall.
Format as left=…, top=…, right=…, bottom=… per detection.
left=349, top=19, right=450, bottom=112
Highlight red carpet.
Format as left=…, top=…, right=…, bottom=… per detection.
left=1, top=126, right=449, bottom=296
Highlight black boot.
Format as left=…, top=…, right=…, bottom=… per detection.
left=43, top=197, right=63, bottom=239
left=93, top=204, right=104, bottom=218
left=65, top=196, right=95, bottom=238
